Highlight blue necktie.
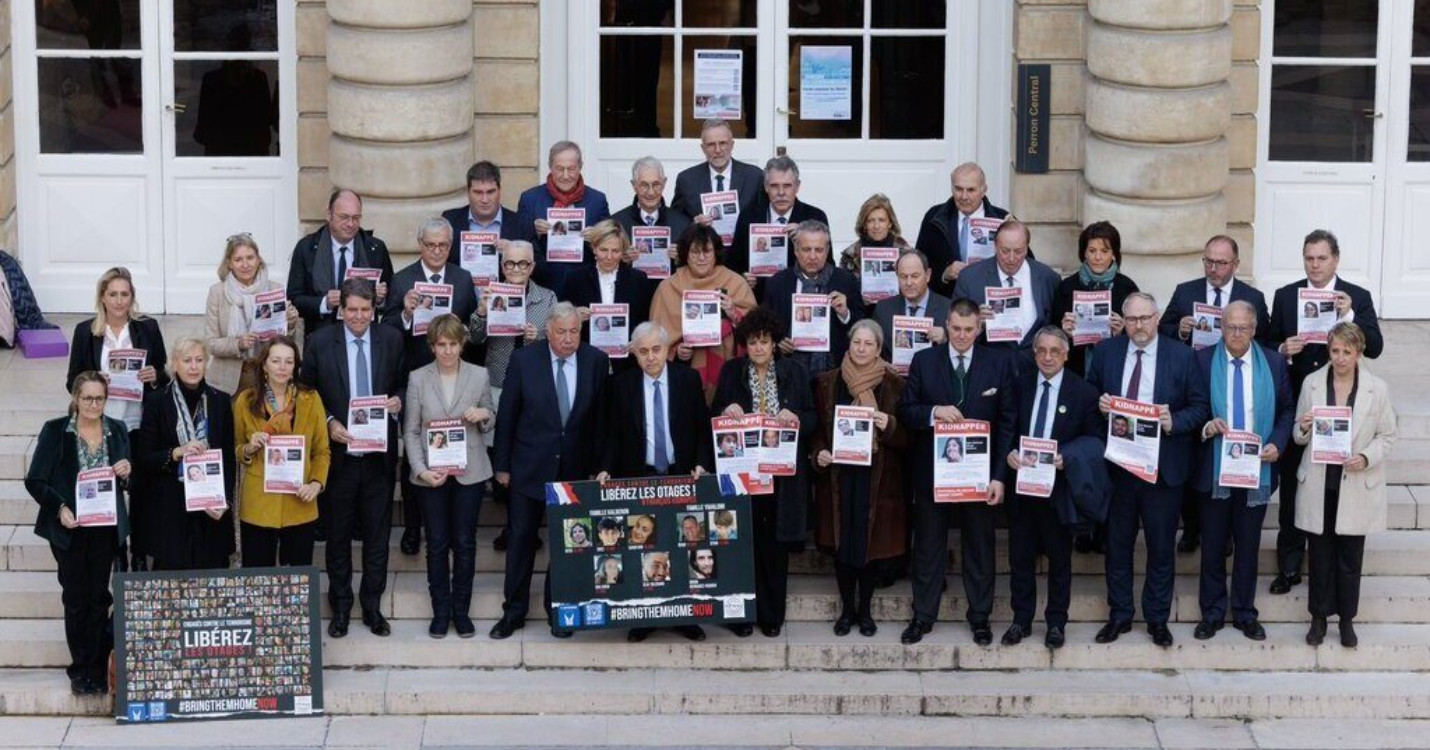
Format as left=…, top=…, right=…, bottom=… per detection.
left=1231, top=358, right=1246, bottom=431
left=353, top=338, right=370, bottom=397
left=652, top=379, right=670, bottom=473
left=1033, top=380, right=1052, bottom=440
left=715, top=174, right=725, bottom=192
left=1213, top=285, right=1224, bottom=308
left=958, top=216, right=971, bottom=262
left=556, top=358, right=571, bottom=426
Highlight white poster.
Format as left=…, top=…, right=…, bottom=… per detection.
left=459, top=231, right=501, bottom=285
left=1014, top=436, right=1057, bottom=499
left=701, top=190, right=740, bottom=245
left=711, top=415, right=773, bottom=495
left=694, top=49, right=743, bottom=119
left=426, top=418, right=468, bottom=472
left=790, top=293, right=831, bottom=352
left=756, top=416, right=798, bottom=477
left=1191, top=303, right=1223, bottom=351
left=749, top=224, right=789, bottom=278
left=933, top=421, right=991, bottom=503
left=75, top=467, right=118, bottom=527
left=892, top=315, right=933, bottom=374
left=632, top=226, right=672, bottom=279
left=985, top=286, right=1025, bottom=343
left=1297, top=288, right=1339, bottom=344
left=263, top=436, right=306, bottom=495
left=412, top=282, right=452, bottom=336
left=486, top=282, right=527, bottom=337
left=859, top=247, right=899, bottom=304
left=546, top=208, right=586, bottom=263
left=1071, top=290, right=1111, bottom=346
left=681, top=290, right=723, bottom=347
left=1105, top=397, right=1160, bottom=484
left=590, top=303, right=630, bottom=359
left=831, top=405, right=875, bottom=466
left=346, top=396, right=388, bottom=455
left=105, top=348, right=146, bottom=403
left=183, top=450, right=227, bottom=512
left=1217, top=429, right=1262, bottom=490
left=251, top=289, right=288, bottom=343
left=799, top=46, right=853, bottom=121
left=1310, top=406, right=1354, bottom=465
left=965, top=217, right=1004, bottom=263
left=344, top=267, right=382, bottom=285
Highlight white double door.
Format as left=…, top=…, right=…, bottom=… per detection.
left=14, top=0, right=296, bottom=314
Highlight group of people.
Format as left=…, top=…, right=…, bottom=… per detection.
left=26, top=119, right=1397, bottom=697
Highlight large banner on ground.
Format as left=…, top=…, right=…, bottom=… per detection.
left=546, top=475, right=756, bottom=632
left=113, top=567, right=324, bottom=724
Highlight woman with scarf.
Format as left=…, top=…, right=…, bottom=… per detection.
left=515, top=140, right=612, bottom=300
left=205, top=234, right=301, bottom=395
left=233, top=336, right=331, bottom=567
left=836, top=194, right=912, bottom=278
left=711, top=307, right=816, bottom=637
left=651, top=224, right=758, bottom=401
left=811, top=319, right=906, bottom=637
left=1053, top=221, right=1140, bottom=375
left=133, top=339, right=236, bottom=570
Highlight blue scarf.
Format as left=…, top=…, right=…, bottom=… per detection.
left=1076, top=261, right=1119, bottom=290
left=1208, top=342, right=1275, bottom=506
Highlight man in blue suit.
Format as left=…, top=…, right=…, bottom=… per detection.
left=897, top=298, right=1019, bottom=646
left=442, top=161, right=531, bottom=244
left=872, top=250, right=950, bottom=361
left=1002, top=326, right=1104, bottom=649
left=1087, top=292, right=1209, bottom=648
left=952, top=220, right=1059, bottom=366
left=764, top=220, right=863, bottom=383
left=516, top=141, right=612, bottom=300
left=490, top=303, right=609, bottom=640
left=1190, top=301, right=1294, bottom=642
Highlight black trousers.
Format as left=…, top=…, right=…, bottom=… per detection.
left=323, top=454, right=393, bottom=616
left=1178, top=485, right=1201, bottom=540
left=1007, top=494, right=1072, bottom=629
left=51, top=528, right=118, bottom=682
left=752, top=498, right=790, bottom=628
left=1276, top=441, right=1307, bottom=576
left=911, top=496, right=996, bottom=625
left=1105, top=473, right=1179, bottom=625
left=834, top=561, right=875, bottom=619
left=1308, top=531, right=1365, bottom=620
left=1198, top=489, right=1269, bottom=624
left=502, top=490, right=552, bottom=623
left=240, top=521, right=316, bottom=567
left=421, top=480, right=483, bottom=618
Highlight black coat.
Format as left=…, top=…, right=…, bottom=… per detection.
left=611, top=198, right=694, bottom=246
left=1159, top=277, right=1272, bottom=346
left=66, top=317, right=170, bottom=394
left=286, top=227, right=395, bottom=333
left=914, top=196, right=1011, bottom=298
left=1267, top=277, right=1383, bottom=392
left=762, top=265, right=865, bottom=377
left=897, top=344, right=1020, bottom=494
left=133, top=384, right=237, bottom=567
left=381, top=261, right=477, bottom=371
left=1049, top=272, right=1140, bottom=375
left=600, top=363, right=713, bottom=478
left=299, top=322, right=407, bottom=467
left=1009, top=368, right=1104, bottom=510
left=26, top=415, right=131, bottom=550
left=671, top=158, right=765, bottom=221
left=727, top=199, right=830, bottom=280
left=441, top=204, right=531, bottom=243
left=564, top=263, right=653, bottom=374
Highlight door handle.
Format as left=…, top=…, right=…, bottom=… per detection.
left=777, top=106, right=798, bottom=116
left=1362, top=108, right=1383, bottom=119
left=165, top=103, right=188, bottom=114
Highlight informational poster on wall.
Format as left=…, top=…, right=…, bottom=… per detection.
left=694, top=49, right=743, bottom=119
left=546, top=475, right=755, bottom=632
left=799, top=46, right=853, bottom=120
left=113, top=567, right=324, bottom=724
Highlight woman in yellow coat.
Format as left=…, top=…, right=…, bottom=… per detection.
left=232, top=334, right=331, bottom=566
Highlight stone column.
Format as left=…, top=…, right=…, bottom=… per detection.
left=326, top=0, right=474, bottom=255
left=1082, top=0, right=1233, bottom=300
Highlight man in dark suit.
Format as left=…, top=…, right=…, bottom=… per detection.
left=300, top=277, right=407, bottom=639
left=952, top=220, right=1059, bottom=362
left=516, top=141, right=612, bottom=300
left=596, top=321, right=713, bottom=643
left=1087, top=292, right=1210, bottom=648
left=442, top=161, right=530, bottom=244
left=490, top=303, right=609, bottom=640
left=727, top=155, right=829, bottom=286
left=1191, top=301, right=1294, bottom=642
left=1265, top=228, right=1384, bottom=595
left=764, top=220, right=863, bottom=382
left=872, top=250, right=950, bottom=361
left=915, top=162, right=1011, bottom=297
left=287, top=189, right=395, bottom=334
left=1002, top=326, right=1103, bottom=649
left=670, top=119, right=764, bottom=225
left=896, top=298, right=1019, bottom=646
left=611, top=156, right=692, bottom=281
left=1160, top=234, right=1271, bottom=553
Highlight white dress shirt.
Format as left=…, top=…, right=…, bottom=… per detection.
left=1310, top=275, right=1355, bottom=324
left=1121, top=336, right=1159, bottom=403
left=1224, top=351, right=1256, bottom=431
left=1028, top=369, right=1064, bottom=440
left=598, top=268, right=618, bottom=305
left=708, top=165, right=732, bottom=193
left=769, top=207, right=793, bottom=224
left=1205, top=277, right=1236, bottom=307
left=403, top=263, right=447, bottom=329
left=643, top=369, right=676, bottom=467
left=100, top=322, right=142, bottom=429
left=932, top=344, right=976, bottom=425
left=998, top=260, right=1039, bottom=339
left=321, top=235, right=353, bottom=315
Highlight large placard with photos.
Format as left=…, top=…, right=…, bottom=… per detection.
left=113, top=567, right=323, bottom=724
left=546, top=475, right=755, bottom=632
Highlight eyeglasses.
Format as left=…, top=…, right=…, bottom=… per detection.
left=1124, top=314, right=1158, bottom=326
left=1202, top=258, right=1233, bottom=269
left=78, top=396, right=106, bottom=406
left=687, top=246, right=715, bottom=256
left=420, top=241, right=452, bottom=251
left=1224, top=324, right=1255, bottom=335
left=502, top=260, right=533, bottom=270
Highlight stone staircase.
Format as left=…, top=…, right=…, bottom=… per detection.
left=1, top=317, right=1428, bottom=722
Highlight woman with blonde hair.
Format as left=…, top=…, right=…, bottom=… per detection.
left=205, top=233, right=300, bottom=394
left=838, top=194, right=911, bottom=277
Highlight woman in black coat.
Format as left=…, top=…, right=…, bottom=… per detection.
left=710, top=306, right=816, bottom=638
left=566, top=220, right=653, bottom=374
left=1051, top=221, right=1139, bottom=376
left=133, top=338, right=237, bottom=570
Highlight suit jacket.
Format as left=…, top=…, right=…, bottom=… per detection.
left=133, top=383, right=237, bottom=564
left=441, top=204, right=530, bottom=244
left=897, top=344, right=1020, bottom=494
left=611, top=198, right=693, bottom=245
left=600, top=362, right=713, bottom=478
left=1191, top=342, right=1294, bottom=494
left=67, top=316, right=171, bottom=395
left=381, top=260, right=477, bottom=371
left=299, top=322, right=407, bottom=465
left=727, top=198, right=830, bottom=278
left=670, top=158, right=765, bottom=220
left=286, top=227, right=395, bottom=333
left=1292, top=363, right=1398, bottom=535
left=1086, top=334, right=1210, bottom=488
left=493, top=342, right=610, bottom=499
left=915, top=196, right=1011, bottom=297
left=403, top=361, right=496, bottom=485
left=26, top=415, right=131, bottom=549
left=873, top=292, right=951, bottom=360
left=1160, top=277, right=1272, bottom=346
left=564, top=263, right=654, bottom=337
left=763, top=265, right=865, bottom=372
left=952, top=258, right=1061, bottom=350
left=516, top=183, right=612, bottom=301
left=1267, top=277, right=1384, bottom=392
left=1010, top=368, right=1104, bottom=508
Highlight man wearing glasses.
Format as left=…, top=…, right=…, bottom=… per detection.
left=287, top=188, right=395, bottom=334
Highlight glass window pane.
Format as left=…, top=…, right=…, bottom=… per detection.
left=174, top=60, right=279, bottom=157
left=872, top=0, right=946, bottom=29
left=682, top=0, right=756, bottom=28
left=790, top=0, right=861, bottom=29
left=39, top=57, right=143, bottom=153
left=789, top=37, right=862, bottom=139
left=1269, top=65, right=1375, bottom=162
left=601, top=35, right=675, bottom=138
left=1414, top=0, right=1430, bottom=57
left=173, top=0, right=278, bottom=52
left=36, top=0, right=142, bottom=51
left=870, top=37, right=944, bottom=139
left=1408, top=68, right=1430, bottom=161
left=602, top=0, right=674, bottom=28
left=1273, top=0, right=1378, bottom=58
left=683, top=36, right=758, bottom=138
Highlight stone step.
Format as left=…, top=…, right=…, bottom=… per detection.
left=0, top=482, right=33, bottom=525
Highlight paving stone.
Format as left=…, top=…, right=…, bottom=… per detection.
left=1250, top=719, right=1430, bottom=749
left=0, top=717, right=71, bottom=747
left=324, top=716, right=425, bottom=749
left=59, top=716, right=328, bottom=746
left=1152, top=718, right=1257, bottom=750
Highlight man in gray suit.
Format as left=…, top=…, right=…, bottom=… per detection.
left=952, top=220, right=1059, bottom=363
left=872, top=250, right=949, bottom=360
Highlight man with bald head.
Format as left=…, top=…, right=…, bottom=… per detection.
left=915, top=162, right=1011, bottom=297
left=287, top=188, right=395, bottom=333
left=671, top=119, right=764, bottom=223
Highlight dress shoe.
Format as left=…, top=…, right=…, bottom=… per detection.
left=1339, top=620, right=1358, bottom=648
left=328, top=613, right=350, bottom=639
left=858, top=615, right=878, bottom=637
left=1193, top=620, right=1223, bottom=640
left=1148, top=623, right=1174, bottom=648
left=626, top=627, right=653, bottom=643
left=1094, top=620, right=1130, bottom=644
left=1074, top=534, right=1096, bottom=554
left=429, top=614, right=450, bottom=639
left=454, top=614, right=476, bottom=639
left=71, top=676, right=90, bottom=696
left=760, top=623, right=782, bottom=638
left=901, top=619, right=933, bottom=644
left=677, top=625, right=707, bottom=642
left=550, top=626, right=573, bottom=639
left=1269, top=573, right=1301, bottom=595
left=1306, top=616, right=1327, bottom=646
left=972, top=622, right=993, bottom=646
left=729, top=623, right=754, bottom=637
left=1044, top=626, right=1066, bottom=649
left=400, top=527, right=421, bottom=556
left=1176, top=532, right=1200, bottom=554
left=833, top=613, right=854, bottom=636
left=1233, top=619, right=1266, bottom=641
left=1001, top=623, right=1028, bottom=646
left=363, top=612, right=391, bottom=637
left=493, top=528, right=509, bottom=551
left=489, top=617, right=524, bottom=640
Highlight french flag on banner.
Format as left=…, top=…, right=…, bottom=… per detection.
left=545, top=482, right=581, bottom=506
left=718, top=473, right=752, bottom=497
